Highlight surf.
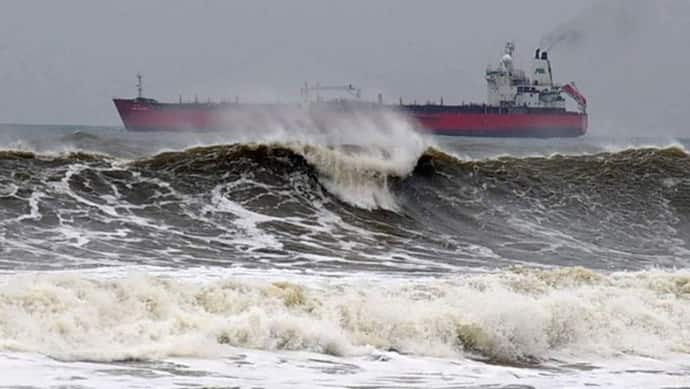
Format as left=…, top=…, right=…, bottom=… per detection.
left=0, top=267, right=687, bottom=364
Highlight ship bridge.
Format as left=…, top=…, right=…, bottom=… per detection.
left=485, top=42, right=584, bottom=112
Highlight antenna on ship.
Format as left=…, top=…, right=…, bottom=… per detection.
left=136, top=73, right=143, bottom=99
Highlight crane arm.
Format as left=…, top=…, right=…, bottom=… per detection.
left=562, top=83, right=587, bottom=113
left=301, top=83, right=362, bottom=99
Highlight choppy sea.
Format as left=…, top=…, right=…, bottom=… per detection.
left=0, top=116, right=688, bottom=388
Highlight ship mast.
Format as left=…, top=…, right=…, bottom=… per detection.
left=504, top=41, right=515, bottom=57
left=136, top=73, right=143, bottom=99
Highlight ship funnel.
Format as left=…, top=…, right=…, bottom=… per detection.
left=535, top=49, right=540, bottom=59
left=541, top=51, right=548, bottom=60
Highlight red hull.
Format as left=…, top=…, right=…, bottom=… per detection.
left=113, top=98, right=221, bottom=131
left=411, top=111, right=587, bottom=137
left=113, top=98, right=587, bottom=138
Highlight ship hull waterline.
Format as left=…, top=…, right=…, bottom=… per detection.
left=113, top=98, right=588, bottom=138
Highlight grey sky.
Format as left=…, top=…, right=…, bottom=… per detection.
left=0, top=0, right=687, bottom=134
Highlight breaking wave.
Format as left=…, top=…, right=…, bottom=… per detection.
left=2, top=144, right=690, bottom=271
left=0, top=268, right=687, bottom=363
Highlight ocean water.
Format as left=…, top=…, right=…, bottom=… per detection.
left=0, top=118, right=689, bottom=388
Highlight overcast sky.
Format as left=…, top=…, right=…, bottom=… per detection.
left=0, top=0, right=688, bottom=134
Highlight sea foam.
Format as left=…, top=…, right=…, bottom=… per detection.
left=0, top=267, right=687, bottom=363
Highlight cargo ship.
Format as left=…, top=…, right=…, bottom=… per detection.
left=114, top=42, right=588, bottom=137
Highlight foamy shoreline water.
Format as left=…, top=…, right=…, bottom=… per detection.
left=0, top=267, right=687, bottom=364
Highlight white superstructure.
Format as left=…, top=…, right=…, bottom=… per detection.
left=485, top=42, right=585, bottom=112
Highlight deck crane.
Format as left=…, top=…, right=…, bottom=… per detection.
left=300, top=82, right=362, bottom=103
